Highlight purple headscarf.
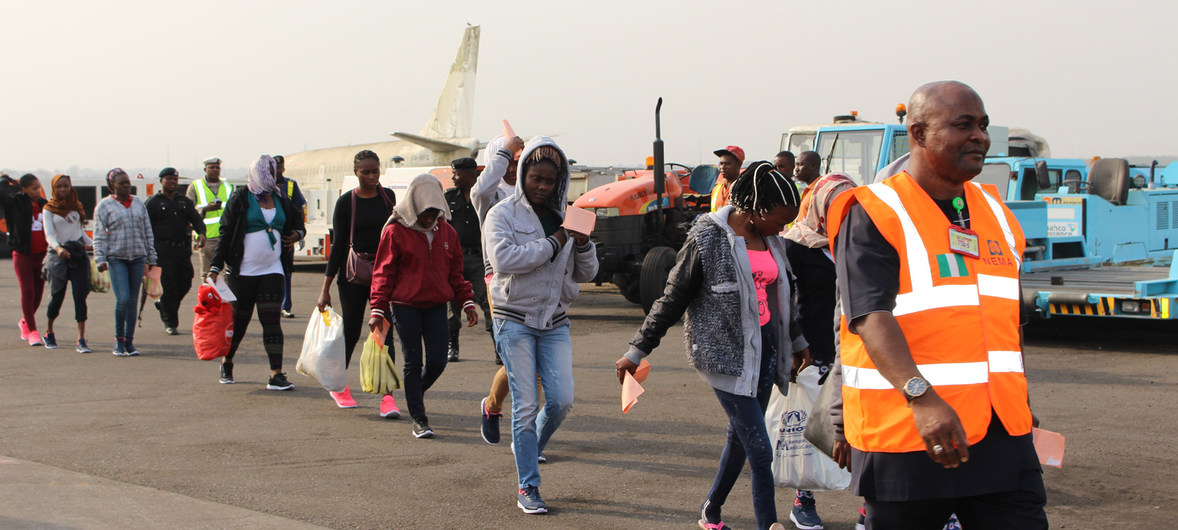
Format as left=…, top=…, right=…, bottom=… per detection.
left=247, top=155, right=278, bottom=200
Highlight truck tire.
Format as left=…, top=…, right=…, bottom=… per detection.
left=640, top=246, right=677, bottom=313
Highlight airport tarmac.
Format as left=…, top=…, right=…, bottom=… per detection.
left=1, top=259, right=1175, bottom=529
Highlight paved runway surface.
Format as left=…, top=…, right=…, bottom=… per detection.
left=1, top=258, right=1175, bottom=528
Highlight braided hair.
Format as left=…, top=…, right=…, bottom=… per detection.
left=354, top=149, right=380, bottom=169
left=727, top=160, right=801, bottom=214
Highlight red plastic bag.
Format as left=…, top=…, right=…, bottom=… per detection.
left=192, top=283, right=234, bottom=360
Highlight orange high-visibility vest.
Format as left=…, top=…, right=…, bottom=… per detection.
left=828, top=171, right=1032, bottom=453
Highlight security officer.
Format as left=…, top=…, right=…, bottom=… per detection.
left=710, top=145, right=744, bottom=212
left=444, top=157, right=491, bottom=362
left=273, top=155, right=307, bottom=318
left=828, top=81, right=1046, bottom=529
left=186, top=156, right=231, bottom=278
left=146, top=167, right=206, bottom=335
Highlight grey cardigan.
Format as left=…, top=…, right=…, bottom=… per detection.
left=626, top=207, right=808, bottom=397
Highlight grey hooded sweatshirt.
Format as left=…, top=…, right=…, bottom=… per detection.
left=484, top=136, right=599, bottom=330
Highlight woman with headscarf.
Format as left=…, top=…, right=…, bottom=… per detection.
left=0, top=173, right=49, bottom=346
left=617, top=162, right=811, bottom=530
left=208, top=155, right=306, bottom=390
left=93, top=168, right=156, bottom=356
left=314, top=149, right=398, bottom=411
left=369, top=174, right=476, bottom=438
left=42, top=174, right=93, bottom=352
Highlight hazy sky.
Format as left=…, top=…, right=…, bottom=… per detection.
left=2, top=0, right=1175, bottom=177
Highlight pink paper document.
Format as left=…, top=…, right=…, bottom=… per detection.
left=622, top=371, right=644, bottom=413
left=562, top=205, right=596, bottom=236
left=1032, top=428, right=1065, bottom=468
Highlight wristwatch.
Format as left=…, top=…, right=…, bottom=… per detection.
left=902, top=376, right=931, bottom=403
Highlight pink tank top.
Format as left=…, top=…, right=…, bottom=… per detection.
left=747, top=248, right=778, bottom=326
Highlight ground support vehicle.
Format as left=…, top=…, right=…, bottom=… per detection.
left=572, top=99, right=715, bottom=312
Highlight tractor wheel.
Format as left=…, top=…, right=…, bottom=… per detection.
left=640, top=246, right=678, bottom=313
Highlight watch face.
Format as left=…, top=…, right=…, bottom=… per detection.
left=905, top=377, right=929, bottom=397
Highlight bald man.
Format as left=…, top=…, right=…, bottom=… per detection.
left=793, top=151, right=821, bottom=187
left=829, top=81, right=1046, bottom=529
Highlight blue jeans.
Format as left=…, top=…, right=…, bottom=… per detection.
left=107, top=257, right=145, bottom=342
left=707, top=325, right=778, bottom=530
left=494, top=318, right=574, bottom=490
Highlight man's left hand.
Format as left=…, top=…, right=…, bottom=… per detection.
left=464, top=305, right=479, bottom=327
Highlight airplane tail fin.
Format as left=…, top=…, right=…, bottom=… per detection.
left=418, top=25, right=479, bottom=140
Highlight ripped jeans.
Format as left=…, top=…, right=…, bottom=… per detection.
left=706, top=324, right=778, bottom=530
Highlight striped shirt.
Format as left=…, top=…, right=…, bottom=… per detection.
left=93, top=196, right=157, bottom=266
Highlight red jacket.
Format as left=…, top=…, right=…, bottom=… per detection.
left=369, top=219, right=473, bottom=318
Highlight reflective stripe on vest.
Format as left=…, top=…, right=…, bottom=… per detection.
left=834, top=172, right=1032, bottom=453
left=194, top=179, right=230, bottom=238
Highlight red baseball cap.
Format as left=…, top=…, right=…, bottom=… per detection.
left=713, top=145, right=746, bottom=163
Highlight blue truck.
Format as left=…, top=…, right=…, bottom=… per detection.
left=791, top=113, right=1178, bottom=320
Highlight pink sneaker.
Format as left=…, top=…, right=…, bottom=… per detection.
left=28, top=334, right=43, bottom=347
left=18, top=319, right=30, bottom=340
left=379, top=394, right=401, bottom=418
left=330, top=386, right=359, bottom=408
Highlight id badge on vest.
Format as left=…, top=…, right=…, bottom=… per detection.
left=948, top=225, right=980, bottom=259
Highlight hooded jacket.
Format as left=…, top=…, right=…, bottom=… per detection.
left=484, top=137, right=598, bottom=330
left=625, top=207, right=808, bottom=396
left=0, top=176, right=47, bottom=255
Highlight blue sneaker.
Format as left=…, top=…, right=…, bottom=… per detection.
left=790, top=492, right=823, bottom=529
left=76, top=339, right=91, bottom=354
left=516, top=486, right=547, bottom=514
left=480, top=397, right=501, bottom=445
left=112, top=338, right=128, bottom=357
left=124, top=340, right=140, bottom=356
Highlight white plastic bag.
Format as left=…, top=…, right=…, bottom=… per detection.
left=766, top=366, right=852, bottom=491
left=296, top=308, right=347, bottom=392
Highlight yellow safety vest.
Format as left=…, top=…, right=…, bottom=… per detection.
left=194, top=179, right=231, bottom=238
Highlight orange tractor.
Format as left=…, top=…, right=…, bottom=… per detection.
left=572, top=98, right=718, bottom=312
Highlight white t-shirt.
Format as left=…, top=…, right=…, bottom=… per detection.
left=238, top=208, right=284, bottom=277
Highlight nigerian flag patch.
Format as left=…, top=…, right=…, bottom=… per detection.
left=936, top=253, right=969, bottom=278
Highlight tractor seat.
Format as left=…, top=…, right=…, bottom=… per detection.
left=1086, top=158, right=1130, bottom=205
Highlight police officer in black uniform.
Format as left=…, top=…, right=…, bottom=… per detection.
left=145, top=167, right=206, bottom=335
left=445, top=157, right=492, bottom=362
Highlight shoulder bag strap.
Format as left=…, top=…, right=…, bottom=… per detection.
left=349, top=190, right=357, bottom=249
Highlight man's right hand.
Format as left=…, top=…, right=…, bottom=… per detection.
left=910, top=392, right=971, bottom=468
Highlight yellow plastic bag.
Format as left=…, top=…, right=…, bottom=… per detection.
left=89, top=259, right=110, bottom=293
left=359, top=330, right=400, bottom=394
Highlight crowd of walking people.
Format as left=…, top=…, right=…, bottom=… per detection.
left=2, top=81, right=1048, bottom=529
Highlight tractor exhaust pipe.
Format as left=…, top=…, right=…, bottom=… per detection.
left=653, top=97, right=665, bottom=230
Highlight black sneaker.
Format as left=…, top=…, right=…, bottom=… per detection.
left=43, top=333, right=58, bottom=349
left=700, top=499, right=730, bottom=530
left=219, top=362, right=235, bottom=384
left=165, top=327, right=179, bottom=336
left=75, top=339, right=91, bottom=354
left=480, top=397, right=502, bottom=445
left=447, top=347, right=459, bottom=362
left=516, top=486, right=547, bottom=515
left=267, top=372, right=294, bottom=391
left=790, top=492, right=823, bottom=530
left=112, top=338, right=128, bottom=357
left=281, top=310, right=295, bottom=319
left=124, top=340, right=140, bottom=356
left=412, top=419, right=434, bottom=439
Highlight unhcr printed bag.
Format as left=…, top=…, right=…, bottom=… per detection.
left=765, top=366, right=851, bottom=491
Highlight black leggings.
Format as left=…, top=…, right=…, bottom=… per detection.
left=46, top=261, right=90, bottom=322
left=226, top=273, right=284, bottom=370
left=336, top=276, right=395, bottom=367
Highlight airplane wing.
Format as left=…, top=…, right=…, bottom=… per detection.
left=391, top=132, right=470, bottom=153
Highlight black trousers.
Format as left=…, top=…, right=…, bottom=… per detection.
left=865, top=472, right=1048, bottom=530
left=393, top=303, right=449, bottom=422
left=226, top=273, right=285, bottom=371
left=784, top=240, right=837, bottom=366
left=156, top=244, right=194, bottom=328
left=46, top=259, right=89, bottom=322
